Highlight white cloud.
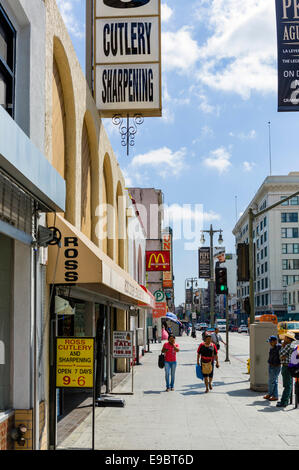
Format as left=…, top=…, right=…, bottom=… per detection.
left=162, top=27, right=201, bottom=73
left=195, top=0, right=277, bottom=98
left=56, top=0, right=85, bottom=39
left=164, top=204, right=220, bottom=223
left=161, top=4, right=174, bottom=22
left=131, top=147, right=187, bottom=177
left=229, top=129, right=257, bottom=140
left=203, top=147, right=232, bottom=174
left=243, top=161, right=256, bottom=172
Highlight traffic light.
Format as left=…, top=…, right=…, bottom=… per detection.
left=237, top=243, right=250, bottom=282
left=215, top=267, right=228, bottom=295
left=244, top=297, right=250, bottom=316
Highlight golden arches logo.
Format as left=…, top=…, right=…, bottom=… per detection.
left=148, top=253, right=166, bottom=270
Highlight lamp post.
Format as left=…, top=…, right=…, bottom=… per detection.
left=185, top=277, right=199, bottom=330
left=200, top=225, right=224, bottom=328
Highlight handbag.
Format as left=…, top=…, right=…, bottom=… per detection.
left=158, top=353, right=165, bottom=369
left=196, top=364, right=203, bottom=380
left=201, top=362, right=213, bottom=375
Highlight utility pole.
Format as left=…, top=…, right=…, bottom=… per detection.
left=201, top=225, right=223, bottom=327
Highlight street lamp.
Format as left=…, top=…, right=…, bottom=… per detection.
left=200, top=225, right=224, bottom=327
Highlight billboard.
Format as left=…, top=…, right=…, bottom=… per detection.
left=146, top=250, right=170, bottom=271
left=275, top=0, right=299, bottom=111
left=94, top=0, right=162, bottom=117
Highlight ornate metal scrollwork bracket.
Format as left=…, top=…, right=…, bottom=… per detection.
left=112, top=114, right=144, bottom=156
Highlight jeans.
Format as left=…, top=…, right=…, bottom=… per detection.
left=280, top=365, right=293, bottom=405
left=268, top=365, right=281, bottom=398
left=165, top=361, right=177, bottom=389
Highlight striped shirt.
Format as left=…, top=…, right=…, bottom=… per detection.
left=279, top=343, right=294, bottom=365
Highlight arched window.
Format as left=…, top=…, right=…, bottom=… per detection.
left=81, top=120, right=92, bottom=239
left=52, top=57, right=66, bottom=178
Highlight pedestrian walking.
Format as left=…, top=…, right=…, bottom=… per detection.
left=277, top=331, right=296, bottom=408
left=263, top=335, right=281, bottom=402
left=197, top=332, right=219, bottom=393
left=153, top=325, right=157, bottom=344
left=161, top=334, right=180, bottom=391
left=211, top=327, right=226, bottom=351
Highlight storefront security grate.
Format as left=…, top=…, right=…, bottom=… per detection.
left=0, top=170, right=33, bottom=235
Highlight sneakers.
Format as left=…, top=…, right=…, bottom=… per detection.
left=263, top=394, right=271, bottom=399
left=166, top=388, right=170, bottom=392
left=269, top=397, right=278, bottom=401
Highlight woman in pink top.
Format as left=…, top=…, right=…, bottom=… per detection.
left=161, top=335, right=180, bottom=391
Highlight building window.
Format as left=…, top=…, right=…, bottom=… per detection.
left=282, top=228, right=299, bottom=238
left=282, top=196, right=299, bottom=206
left=0, top=5, right=16, bottom=118
left=281, top=213, right=298, bottom=223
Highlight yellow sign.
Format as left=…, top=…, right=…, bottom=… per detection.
left=56, top=337, right=94, bottom=388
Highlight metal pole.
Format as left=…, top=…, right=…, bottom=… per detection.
left=248, top=209, right=255, bottom=325
left=106, top=305, right=111, bottom=394
left=225, top=293, right=229, bottom=362
left=210, top=225, right=215, bottom=327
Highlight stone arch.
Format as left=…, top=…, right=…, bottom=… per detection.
left=102, top=153, right=114, bottom=259
left=137, top=244, right=143, bottom=284
left=116, top=181, right=125, bottom=269
left=52, top=36, right=76, bottom=224
left=81, top=111, right=99, bottom=244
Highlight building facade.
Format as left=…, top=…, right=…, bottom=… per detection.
left=0, top=0, right=153, bottom=451
left=233, top=173, right=299, bottom=320
left=0, top=0, right=65, bottom=451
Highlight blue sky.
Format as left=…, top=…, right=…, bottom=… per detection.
left=57, top=0, right=299, bottom=305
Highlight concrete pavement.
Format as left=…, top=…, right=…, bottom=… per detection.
left=58, top=334, right=299, bottom=450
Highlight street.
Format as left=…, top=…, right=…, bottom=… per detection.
left=58, top=333, right=299, bottom=451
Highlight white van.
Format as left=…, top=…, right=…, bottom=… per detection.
left=216, top=319, right=226, bottom=332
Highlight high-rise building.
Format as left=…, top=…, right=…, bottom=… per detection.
left=233, top=173, right=299, bottom=319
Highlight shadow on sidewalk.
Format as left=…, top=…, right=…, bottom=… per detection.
left=143, top=390, right=163, bottom=395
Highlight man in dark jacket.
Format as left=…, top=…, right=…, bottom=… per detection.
left=263, top=335, right=281, bottom=401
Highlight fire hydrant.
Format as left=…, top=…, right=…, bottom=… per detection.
left=247, top=359, right=250, bottom=374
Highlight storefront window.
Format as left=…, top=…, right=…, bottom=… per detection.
left=0, top=234, right=13, bottom=410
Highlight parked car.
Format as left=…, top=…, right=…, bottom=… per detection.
left=277, top=321, right=299, bottom=341
left=238, top=325, right=248, bottom=333
left=198, top=323, right=208, bottom=331
left=231, top=325, right=239, bottom=332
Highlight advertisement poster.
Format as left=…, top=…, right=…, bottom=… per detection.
left=275, top=0, right=299, bottom=111
left=198, top=247, right=211, bottom=279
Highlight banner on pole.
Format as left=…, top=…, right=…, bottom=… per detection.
left=198, top=247, right=211, bottom=279
left=275, top=0, right=299, bottom=111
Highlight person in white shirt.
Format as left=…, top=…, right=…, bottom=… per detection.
left=211, top=327, right=226, bottom=351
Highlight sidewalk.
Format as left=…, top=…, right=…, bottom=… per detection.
left=58, top=335, right=299, bottom=450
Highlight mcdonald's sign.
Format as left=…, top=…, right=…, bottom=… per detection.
left=146, top=250, right=170, bottom=272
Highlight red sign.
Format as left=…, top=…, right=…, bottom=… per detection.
left=146, top=251, right=170, bottom=272
left=152, top=301, right=167, bottom=319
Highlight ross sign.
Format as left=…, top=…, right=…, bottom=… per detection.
left=94, top=0, right=162, bottom=117
left=113, top=331, right=133, bottom=358
left=56, top=337, right=95, bottom=388
left=275, top=0, right=299, bottom=111
left=152, top=301, right=167, bottom=319
left=146, top=250, right=170, bottom=271
left=198, top=247, right=211, bottom=279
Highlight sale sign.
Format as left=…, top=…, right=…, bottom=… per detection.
left=113, top=331, right=133, bottom=358
left=56, top=337, right=94, bottom=388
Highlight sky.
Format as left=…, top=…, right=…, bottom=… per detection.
left=57, top=0, right=299, bottom=305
